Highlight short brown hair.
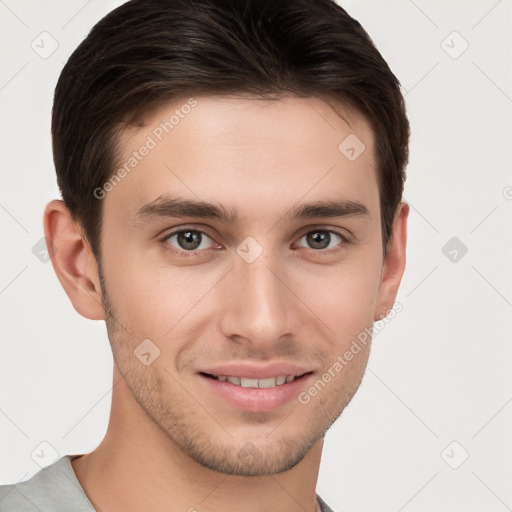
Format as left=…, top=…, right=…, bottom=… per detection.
left=52, top=0, right=409, bottom=260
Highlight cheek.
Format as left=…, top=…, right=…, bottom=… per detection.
left=302, top=254, right=382, bottom=341
left=101, top=243, right=223, bottom=340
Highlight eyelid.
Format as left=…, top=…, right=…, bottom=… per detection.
left=296, top=223, right=353, bottom=240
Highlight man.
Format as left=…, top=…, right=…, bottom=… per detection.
left=0, top=0, right=409, bottom=510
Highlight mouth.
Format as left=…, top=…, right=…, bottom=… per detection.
left=198, top=370, right=314, bottom=413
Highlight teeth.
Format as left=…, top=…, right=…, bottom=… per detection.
left=214, top=374, right=297, bottom=388
left=241, top=378, right=259, bottom=388
left=258, top=377, right=277, bottom=388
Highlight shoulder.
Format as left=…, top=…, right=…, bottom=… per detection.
left=0, top=456, right=94, bottom=512
left=0, top=482, right=39, bottom=511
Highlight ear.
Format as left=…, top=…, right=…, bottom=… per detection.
left=374, top=201, right=409, bottom=321
left=43, top=199, right=106, bottom=321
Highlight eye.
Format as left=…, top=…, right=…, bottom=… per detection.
left=163, top=229, right=218, bottom=253
left=295, top=229, right=347, bottom=251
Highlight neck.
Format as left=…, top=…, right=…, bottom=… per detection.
left=71, top=366, right=324, bottom=512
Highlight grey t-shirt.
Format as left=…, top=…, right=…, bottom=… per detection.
left=0, top=455, right=337, bottom=512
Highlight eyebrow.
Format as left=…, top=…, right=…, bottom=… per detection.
left=133, top=194, right=370, bottom=225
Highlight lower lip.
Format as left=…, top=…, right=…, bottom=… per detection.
left=199, top=373, right=313, bottom=413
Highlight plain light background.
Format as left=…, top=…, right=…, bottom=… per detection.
left=1, top=1, right=511, bottom=511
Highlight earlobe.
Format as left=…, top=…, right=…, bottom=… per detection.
left=43, top=199, right=106, bottom=321
left=374, top=201, right=409, bottom=322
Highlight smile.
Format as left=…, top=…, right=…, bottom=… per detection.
left=199, top=371, right=314, bottom=412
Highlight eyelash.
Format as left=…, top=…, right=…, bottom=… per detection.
left=160, top=227, right=350, bottom=257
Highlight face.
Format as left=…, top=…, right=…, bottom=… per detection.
left=93, top=94, right=399, bottom=476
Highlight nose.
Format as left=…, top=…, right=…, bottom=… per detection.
left=218, top=247, right=302, bottom=350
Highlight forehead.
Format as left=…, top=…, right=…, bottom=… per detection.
left=107, top=94, right=379, bottom=226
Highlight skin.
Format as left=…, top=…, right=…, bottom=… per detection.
left=44, top=94, right=409, bottom=512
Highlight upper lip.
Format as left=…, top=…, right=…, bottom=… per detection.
left=199, top=362, right=314, bottom=380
